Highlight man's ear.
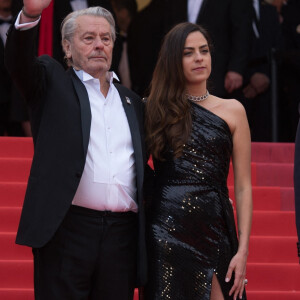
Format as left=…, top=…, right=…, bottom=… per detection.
left=62, top=39, right=72, bottom=59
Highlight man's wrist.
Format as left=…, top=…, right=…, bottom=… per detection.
left=22, top=6, right=42, bottom=19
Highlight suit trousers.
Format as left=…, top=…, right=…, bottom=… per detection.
left=32, top=205, right=138, bottom=300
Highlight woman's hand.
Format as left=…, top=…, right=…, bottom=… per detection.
left=225, top=251, right=248, bottom=300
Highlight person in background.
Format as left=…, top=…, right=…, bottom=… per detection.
left=111, top=0, right=137, bottom=89
left=5, top=1, right=147, bottom=299
left=239, top=0, right=282, bottom=141
left=276, top=0, right=300, bottom=141
left=128, top=0, right=252, bottom=98
left=144, top=22, right=252, bottom=300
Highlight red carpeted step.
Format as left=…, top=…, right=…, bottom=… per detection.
left=247, top=291, right=300, bottom=300
left=0, top=209, right=296, bottom=239
left=0, top=158, right=31, bottom=182
left=229, top=186, right=295, bottom=211
left=0, top=156, right=293, bottom=188
left=248, top=236, right=298, bottom=263
left=251, top=211, right=296, bottom=236
left=251, top=142, right=294, bottom=163
left=0, top=139, right=293, bottom=163
left=229, top=186, right=281, bottom=211
left=0, top=233, right=32, bottom=260
left=0, top=287, right=140, bottom=299
left=0, top=137, right=298, bottom=299
left=0, top=182, right=26, bottom=207
left=280, top=187, right=295, bottom=211
left=256, top=163, right=294, bottom=187
left=0, top=260, right=33, bottom=288
left=1, top=289, right=300, bottom=300
left=1, top=234, right=297, bottom=271
left=227, top=162, right=293, bottom=187
left=0, top=184, right=293, bottom=211
left=0, top=289, right=34, bottom=300
left=0, top=207, right=22, bottom=232
left=247, top=263, right=300, bottom=291
left=1, top=261, right=299, bottom=291
left=1, top=183, right=292, bottom=212
left=0, top=137, right=33, bottom=158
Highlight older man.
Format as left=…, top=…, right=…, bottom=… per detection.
left=5, top=1, right=147, bottom=299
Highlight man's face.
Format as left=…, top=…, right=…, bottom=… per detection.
left=63, top=15, right=114, bottom=79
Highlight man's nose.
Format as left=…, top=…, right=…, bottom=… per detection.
left=94, top=37, right=104, bottom=49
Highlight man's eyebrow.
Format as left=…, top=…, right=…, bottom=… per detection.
left=82, top=31, right=111, bottom=36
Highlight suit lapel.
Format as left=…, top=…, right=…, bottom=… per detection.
left=68, top=68, right=91, bottom=159
left=170, top=0, right=188, bottom=24
left=114, top=84, right=144, bottom=193
left=197, top=0, right=209, bottom=22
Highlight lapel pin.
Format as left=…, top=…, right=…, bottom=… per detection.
left=126, top=96, right=131, bottom=105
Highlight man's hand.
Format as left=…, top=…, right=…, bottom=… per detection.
left=249, top=72, right=270, bottom=95
left=243, top=84, right=257, bottom=99
left=243, top=72, right=270, bottom=99
left=21, top=0, right=52, bottom=22
left=224, top=71, right=243, bottom=94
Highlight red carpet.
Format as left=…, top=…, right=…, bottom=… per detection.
left=0, top=137, right=299, bottom=299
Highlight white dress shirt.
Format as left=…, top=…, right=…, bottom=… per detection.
left=0, top=16, right=12, bottom=44
left=72, top=70, right=138, bottom=212
left=188, top=0, right=204, bottom=24
left=252, top=0, right=260, bottom=38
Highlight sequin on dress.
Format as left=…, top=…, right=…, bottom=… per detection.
left=145, top=102, right=246, bottom=300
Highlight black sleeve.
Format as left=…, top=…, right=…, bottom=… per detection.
left=227, top=0, right=252, bottom=75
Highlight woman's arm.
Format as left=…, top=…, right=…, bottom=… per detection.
left=226, top=100, right=253, bottom=300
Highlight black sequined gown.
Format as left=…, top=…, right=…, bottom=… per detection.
left=145, top=102, right=246, bottom=300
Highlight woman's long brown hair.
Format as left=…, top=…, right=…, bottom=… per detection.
left=145, top=22, right=212, bottom=160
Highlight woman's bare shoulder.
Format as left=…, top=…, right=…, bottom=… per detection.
left=213, top=97, right=246, bottom=118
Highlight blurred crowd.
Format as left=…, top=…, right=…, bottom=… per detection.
left=0, top=0, right=300, bottom=142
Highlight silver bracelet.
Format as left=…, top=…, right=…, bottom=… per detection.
left=22, top=6, right=41, bottom=19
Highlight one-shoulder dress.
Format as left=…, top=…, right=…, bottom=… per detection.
left=144, top=102, right=246, bottom=300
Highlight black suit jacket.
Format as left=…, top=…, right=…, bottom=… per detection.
left=245, top=1, right=281, bottom=80
left=0, top=32, right=11, bottom=105
left=5, top=22, right=147, bottom=286
left=128, top=0, right=252, bottom=97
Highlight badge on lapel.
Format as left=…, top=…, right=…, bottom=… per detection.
left=126, top=96, right=131, bottom=104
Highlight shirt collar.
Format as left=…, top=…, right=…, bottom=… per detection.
left=74, top=69, right=120, bottom=85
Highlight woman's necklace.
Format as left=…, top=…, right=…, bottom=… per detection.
left=186, top=90, right=210, bottom=102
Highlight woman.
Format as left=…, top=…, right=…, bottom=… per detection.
left=144, top=22, right=252, bottom=300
